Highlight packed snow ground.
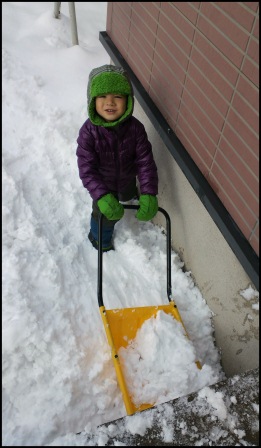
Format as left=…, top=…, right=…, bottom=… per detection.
left=2, top=2, right=259, bottom=446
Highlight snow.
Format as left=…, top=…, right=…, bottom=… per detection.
left=118, top=310, right=218, bottom=407
left=2, top=2, right=258, bottom=446
left=240, top=285, right=259, bottom=311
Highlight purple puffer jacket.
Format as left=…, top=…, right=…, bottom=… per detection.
left=76, top=116, right=158, bottom=201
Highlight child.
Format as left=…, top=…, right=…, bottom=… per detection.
left=76, top=64, right=158, bottom=252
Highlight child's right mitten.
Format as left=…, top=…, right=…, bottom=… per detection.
left=97, top=193, right=124, bottom=220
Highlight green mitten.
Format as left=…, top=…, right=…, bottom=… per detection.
left=136, top=194, right=158, bottom=221
left=97, top=193, right=124, bottom=220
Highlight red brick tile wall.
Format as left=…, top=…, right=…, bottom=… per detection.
left=106, top=2, right=259, bottom=255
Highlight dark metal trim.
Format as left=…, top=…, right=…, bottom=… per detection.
left=99, top=31, right=259, bottom=290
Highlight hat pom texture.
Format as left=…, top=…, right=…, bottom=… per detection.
left=87, top=65, right=134, bottom=127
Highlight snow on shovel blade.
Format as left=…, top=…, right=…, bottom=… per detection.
left=100, top=301, right=201, bottom=415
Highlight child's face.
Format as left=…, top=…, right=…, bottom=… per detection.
left=95, top=94, right=127, bottom=122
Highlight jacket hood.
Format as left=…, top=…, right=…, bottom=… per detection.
left=87, top=65, right=134, bottom=128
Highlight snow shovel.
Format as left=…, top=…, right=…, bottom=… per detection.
left=97, top=204, right=201, bottom=415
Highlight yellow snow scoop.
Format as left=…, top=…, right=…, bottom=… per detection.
left=97, top=205, right=201, bottom=416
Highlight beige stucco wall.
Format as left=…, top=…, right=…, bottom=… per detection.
left=133, top=101, right=259, bottom=378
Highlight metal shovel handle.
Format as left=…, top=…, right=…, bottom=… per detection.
left=98, top=204, right=172, bottom=307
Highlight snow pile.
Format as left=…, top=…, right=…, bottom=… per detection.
left=119, top=310, right=219, bottom=406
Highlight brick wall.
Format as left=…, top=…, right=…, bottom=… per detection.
left=106, top=2, right=259, bottom=255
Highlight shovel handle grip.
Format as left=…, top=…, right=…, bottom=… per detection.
left=98, top=205, right=172, bottom=307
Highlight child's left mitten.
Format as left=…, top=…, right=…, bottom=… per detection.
left=136, top=194, right=158, bottom=221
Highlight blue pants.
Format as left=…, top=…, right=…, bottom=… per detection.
left=89, top=181, right=138, bottom=249
left=90, top=214, right=115, bottom=248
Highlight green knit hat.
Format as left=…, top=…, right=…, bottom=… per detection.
left=87, top=65, right=134, bottom=127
